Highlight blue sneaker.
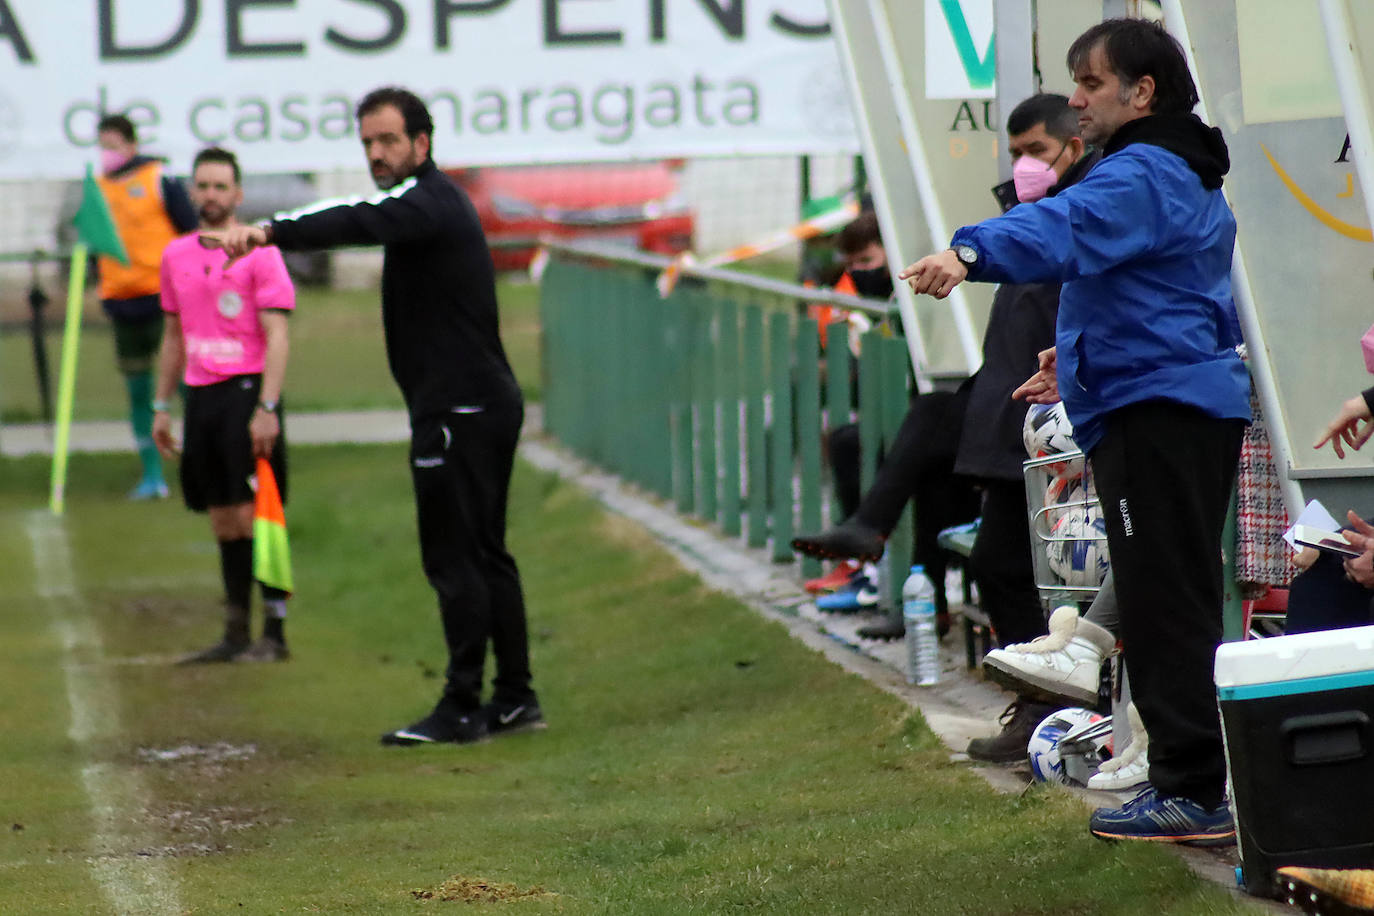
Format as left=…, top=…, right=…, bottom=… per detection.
left=129, top=479, right=169, bottom=501
left=1089, top=786, right=1235, bottom=846
left=815, top=567, right=879, bottom=612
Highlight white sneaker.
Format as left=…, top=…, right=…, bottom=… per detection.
left=1087, top=702, right=1150, bottom=791
left=981, top=605, right=1115, bottom=706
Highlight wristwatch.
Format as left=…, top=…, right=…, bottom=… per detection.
left=257, top=399, right=278, bottom=413
left=257, top=221, right=274, bottom=245
left=950, top=244, right=979, bottom=271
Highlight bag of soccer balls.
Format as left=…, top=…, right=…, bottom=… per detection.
left=1024, top=404, right=1110, bottom=587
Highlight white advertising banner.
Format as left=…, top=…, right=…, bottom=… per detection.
left=0, top=1, right=859, bottom=178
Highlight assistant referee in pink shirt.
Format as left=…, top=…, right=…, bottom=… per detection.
left=152, top=146, right=295, bottom=664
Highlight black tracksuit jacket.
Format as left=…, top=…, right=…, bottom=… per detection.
left=269, top=159, right=520, bottom=418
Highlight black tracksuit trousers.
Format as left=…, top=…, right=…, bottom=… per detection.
left=1090, top=401, right=1245, bottom=810
left=969, top=479, right=1047, bottom=647
left=409, top=400, right=533, bottom=711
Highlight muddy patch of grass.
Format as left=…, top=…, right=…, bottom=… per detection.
left=411, top=876, right=557, bottom=904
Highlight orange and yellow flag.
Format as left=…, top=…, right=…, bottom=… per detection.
left=253, top=457, right=293, bottom=594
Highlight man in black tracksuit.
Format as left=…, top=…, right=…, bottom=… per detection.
left=207, top=87, right=542, bottom=745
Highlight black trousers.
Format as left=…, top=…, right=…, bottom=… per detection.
left=969, top=479, right=1045, bottom=646
left=410, top=401, right=533, bottom=711
left=829, top=388, right=979, bottom=613
left=1090, top=401, right=1244, bottom=809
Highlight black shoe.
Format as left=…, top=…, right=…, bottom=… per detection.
left=177, top=638, right=250, bottom=665
left=857, top=617, right=905, bottom=640
left=791, top=521, right=886, bottom=562
left=966, top=700, right=1056, bottom=763
left=380, top=703, right=489, bottom=746
left=855, top=611, right=950, bottom=641
left=484, top=698, right=547, bottom=736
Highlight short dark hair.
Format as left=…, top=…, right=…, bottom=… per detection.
left=837, top=210, right=882, bottom=256
left=96, top=113, right=137, bottom=143
left=192, top=146, right=241, bottom=185
left=1007, top=93, right=1078, bottom=143
left=1067, top=18, right=1199, bottom=116
left=356, top=86, right=434, bottom=143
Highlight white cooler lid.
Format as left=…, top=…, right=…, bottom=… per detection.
left=1215, top=625, right=1374, bottom=698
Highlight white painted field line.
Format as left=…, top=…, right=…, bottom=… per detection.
left=25, top=511, right=184, bottom=916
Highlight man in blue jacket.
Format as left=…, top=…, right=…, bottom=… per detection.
left=902, top=19, right=1249, bottom=845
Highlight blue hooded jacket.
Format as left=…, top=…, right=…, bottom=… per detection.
left=949, top=114, right=1250, bottom=454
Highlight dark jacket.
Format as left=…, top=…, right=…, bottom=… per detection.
left=269, top=159, right=519, bottom=418
left=952, top=150, right=1101, bottom=482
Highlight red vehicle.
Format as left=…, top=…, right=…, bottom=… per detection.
left=445, top=161, right=695, bottom=271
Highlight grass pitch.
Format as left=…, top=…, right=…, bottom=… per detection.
left=0, top=447, right=1261, bottom=914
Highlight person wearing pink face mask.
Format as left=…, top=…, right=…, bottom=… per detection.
left=95, top=113, right=198, bottom=500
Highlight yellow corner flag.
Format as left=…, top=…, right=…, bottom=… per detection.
left=253, top=458, right=294, bottom=594
left=50, top=166, right=130, bottom=515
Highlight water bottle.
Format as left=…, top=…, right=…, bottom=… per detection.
left=902, top=565, right=940, bottom=686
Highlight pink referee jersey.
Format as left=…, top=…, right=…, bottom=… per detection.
left=160, top=234, right=295, bottom=387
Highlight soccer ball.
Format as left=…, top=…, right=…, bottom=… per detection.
left=1046, top=504, right=1111, bottom=587
left=1057, top=713, right=1116, bottom=786
left=1042, top=475, right=1085, bottom=514
left=1028, top=707, right=1108, bottom=784
left=1023, top=402, right=1077, bottom=462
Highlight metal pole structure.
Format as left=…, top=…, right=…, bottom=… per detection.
left=1320, top=0, right=1374, bottom=242
left=827, top=0, right=937, bottom=392
left=862, top=0, right=984, bottom=376
left=1161, top=0, right=1305, bottom=521
left=995, top=0, right=1038, bottom=185
left=28, top=251, right=54, bottom=422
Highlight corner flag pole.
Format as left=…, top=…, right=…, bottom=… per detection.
left=52, top=166, right=129, bottom=515
left=49, top=241, right=88, bottom=516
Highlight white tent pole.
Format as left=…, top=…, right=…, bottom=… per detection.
left=1161, top=0, right=1304, bottom=521
left=827, top=0, right=935, bottom=393
left=864, top=0, right=984, bottom=374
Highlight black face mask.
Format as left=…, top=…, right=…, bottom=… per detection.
left=849, top=266, right=893, bottom=299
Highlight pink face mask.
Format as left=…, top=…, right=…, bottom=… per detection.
left=100, top=148, right=132, bottom=175
left=1361, top=322, right=1374, bottom=374
left=1012, top=155, right=1059, bottom=203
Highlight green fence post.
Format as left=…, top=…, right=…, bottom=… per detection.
left=649, top=293, right=675, bottom=500
left=825, top=319, right=853, bottom=525
left=718, top=298, right=742, bottom=537
left=744, top=304, right=769, bottom=548
left=881, top=335, right=914, bottom=614
left=769, top=310, right=795, bottom=563
left=795, top=316, right=823, bottom=580
left=671, top=289, right=695, bottom=515
left=694, top=290, right=719, bottom=525
left=857, top=329, right=884, bottom=495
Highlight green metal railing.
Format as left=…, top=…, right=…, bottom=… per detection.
left=540, top=240, right=916, bottom=607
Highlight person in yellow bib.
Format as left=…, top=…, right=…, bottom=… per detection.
left=96, top=114, right=198, bottom=500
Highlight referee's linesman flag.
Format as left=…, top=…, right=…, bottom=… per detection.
left=253, top=458, right=294, bottom=594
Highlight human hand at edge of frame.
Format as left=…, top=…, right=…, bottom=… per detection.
left=1342, top=512, right=1374, bottom=588
left=200, top=224, right=266, bottom=263
left=1012, top=346, right=1059, bottom=404
left=249, top=408, right=280, bottom=460
left=151, top=411, right=180, bottom=459
left=897, top=249, right=967, bottom=300
left=1313, top=394, right=1374, bottom=459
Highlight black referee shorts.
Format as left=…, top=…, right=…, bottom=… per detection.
left=180, top=374, right=288, bottom=513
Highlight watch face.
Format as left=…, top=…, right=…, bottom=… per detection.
left=956, top=245, right=977, bottom=265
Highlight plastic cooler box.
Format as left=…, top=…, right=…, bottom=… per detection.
left=1214, top=625, right=1374, bottom=898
